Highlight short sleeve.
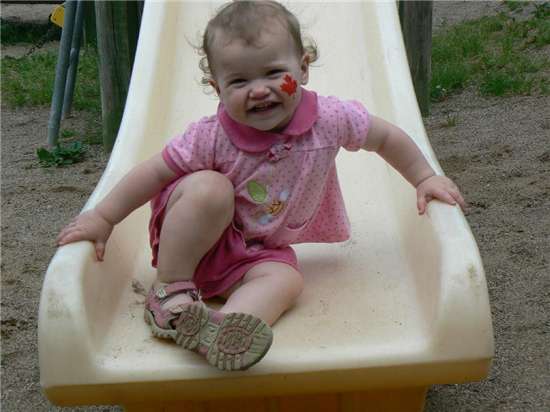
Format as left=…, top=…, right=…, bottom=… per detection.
left=162, top=116, right=216, bottom=175
left=336, top=99, right=371, bottom=151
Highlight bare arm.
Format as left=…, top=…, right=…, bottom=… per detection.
left=363, top=115, right=434, bottom=186
left=94, top=152, right=177, bottom=225
left=364, top=115, right=466, bottom=214
left=57, top=153, right=178, bottom=260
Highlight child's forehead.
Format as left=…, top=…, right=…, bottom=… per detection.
left=214, top=35, right=295, bottom=71
left=210, top=16, right=291, bottom=48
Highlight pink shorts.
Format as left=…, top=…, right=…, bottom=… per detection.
left=149, top=178, right=298, bottom=299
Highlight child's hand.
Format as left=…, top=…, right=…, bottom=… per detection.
left=56, top=209, right=114, bottom=261
left=416, top=175, right=467, bottom=215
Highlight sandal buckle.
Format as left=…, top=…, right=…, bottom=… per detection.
left=156, top=287, right=167, bottom=299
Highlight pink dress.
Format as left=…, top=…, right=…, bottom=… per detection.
left=149, top=89, right=371, bottom=298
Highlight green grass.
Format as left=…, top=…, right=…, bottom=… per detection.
left=0, top=19, right=60, bottom=45
left=431, top=4, right=550, bottom=100
left=2, top=46, right=102, bottom=151
left=1, top=49, right=101, bottom=112
left=1, top=20, right=104, bottom=157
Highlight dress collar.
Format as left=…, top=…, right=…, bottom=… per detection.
left=217, top=88, right=318, bottom=153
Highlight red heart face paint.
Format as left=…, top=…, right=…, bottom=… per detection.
left=280, top=74, right=297, bottom=96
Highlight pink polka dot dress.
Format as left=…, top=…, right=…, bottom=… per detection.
left=149, top=89, right=371, bottom=297
left=160, top=88, right=370, bottom=247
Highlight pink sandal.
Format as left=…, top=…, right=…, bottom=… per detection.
left=144, top=281, right=273, bottom=371
left=144, top=280, right=201, bottom=340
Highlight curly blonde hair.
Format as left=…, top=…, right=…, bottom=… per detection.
left=198, top=0, right=318, bottom=86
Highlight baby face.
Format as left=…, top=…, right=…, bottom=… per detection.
left=209, top=22, right=309, bottom=132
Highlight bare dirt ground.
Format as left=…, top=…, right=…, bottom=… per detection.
left=1, top=2, right=549, bottom=411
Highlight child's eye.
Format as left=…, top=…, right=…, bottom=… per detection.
left=267, top=69, right=284, bottom=77
left=229, top=79, right=246, bottom=87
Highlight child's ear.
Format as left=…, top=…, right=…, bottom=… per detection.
left=209, top=80, right=220, bottom=95
left=300, top=54, right=310, bottom=85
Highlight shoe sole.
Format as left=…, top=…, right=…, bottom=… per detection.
left=145, top=302, right=273, bottom=371
left=177, top=303, right=273, bottom=371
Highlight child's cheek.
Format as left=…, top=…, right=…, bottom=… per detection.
left=280, top=74, right=298, bottom=96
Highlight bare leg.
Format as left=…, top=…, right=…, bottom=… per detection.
left=148, top=173, right=283, bottom=371
left=219, top=262, right=304, bottom=326
left=155, top=171, right=234, bottom=307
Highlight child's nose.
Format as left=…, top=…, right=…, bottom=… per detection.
left=249, top=82, right=270, bottom=99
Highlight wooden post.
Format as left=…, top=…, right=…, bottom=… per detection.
left=95, top=1, right=132, bottom=151
left=126, top=1, right=141, bottom=69
left=398, top=1, right=433, bottom=116
left=82, top=0, right=96, bottom=47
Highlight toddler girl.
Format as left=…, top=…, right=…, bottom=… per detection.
left=57, top=1, right=466, bottom=372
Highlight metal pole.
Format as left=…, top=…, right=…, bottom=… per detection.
left=47, top=0, right=77, bottom=147
left=62, top=0, right=85, bottom=119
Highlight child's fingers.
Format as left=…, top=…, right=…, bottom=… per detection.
left=57, top=221, right=82, bottom=242
left=57, top=227, right=96, bottom=246
left=451, top=190, right=467, bottom=211
left=95, top=242, right=106, bottom=261
left=417, top=195, right=428, bottom=215
left=436, top=190, right=456, bottom=205
left=441, top=184, right=467, bottom=211
left=56, top=226, right=74, bottom=244
left=417, top=176, right=467, bottom=213
left=434, top=188, right=457, bottom=206
left=57, top=233, right=105, bottom=262
left=57, top=228, right=84, bottom=245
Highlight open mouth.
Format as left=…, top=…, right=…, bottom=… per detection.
left=249, top=102, right=279, bottom=113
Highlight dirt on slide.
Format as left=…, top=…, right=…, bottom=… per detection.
left=1, top=2, right=549, bottom=411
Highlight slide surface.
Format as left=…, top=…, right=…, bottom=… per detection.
left=39, top=1, right=493, bottom=405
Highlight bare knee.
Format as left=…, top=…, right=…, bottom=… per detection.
left=168, top=171, right=234, bottom=219
left=280, top=268, right=304, bottom=302
left=247, top=263, right=304, bottom=304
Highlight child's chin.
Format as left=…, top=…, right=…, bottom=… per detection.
left=250, top=121, right=281, bottom=132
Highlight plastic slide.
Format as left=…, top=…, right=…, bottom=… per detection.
left=39, top=1, right=494, bottom=410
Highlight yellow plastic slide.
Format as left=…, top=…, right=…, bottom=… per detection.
left=39, top=2, right=494, bottom=410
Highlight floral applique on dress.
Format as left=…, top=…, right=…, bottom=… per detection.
left=246, top=180, right=290, bottom=225
left=266, top=143, right=292, bottom=163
